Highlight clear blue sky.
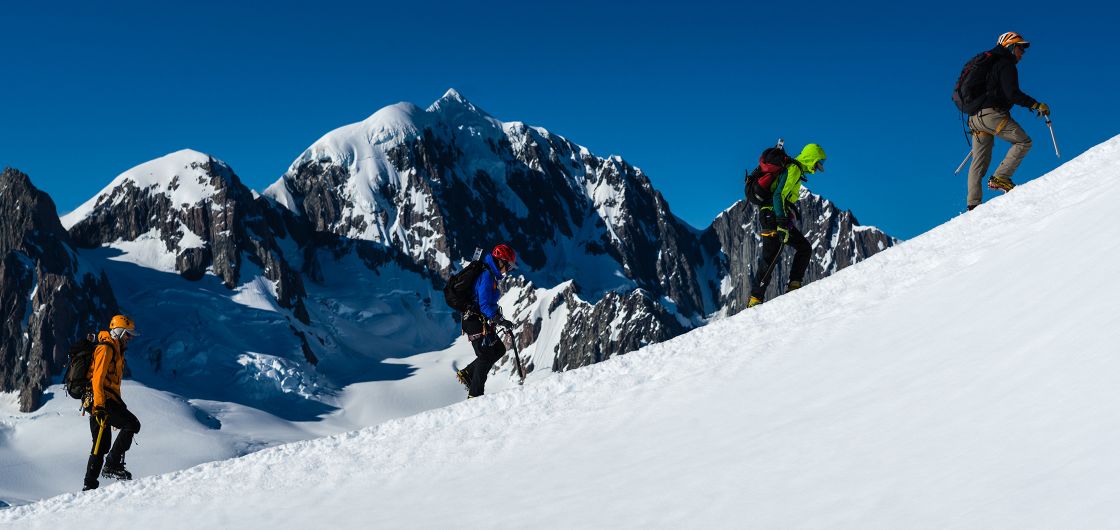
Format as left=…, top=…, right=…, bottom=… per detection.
left=2, top=0, right=1116, bottom=239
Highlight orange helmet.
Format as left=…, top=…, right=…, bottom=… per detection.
left=491, top=244, right=517, bottom=268
left=998, top=32, right=1030, bottom=49
left=109, top=315, right=139, bottom=336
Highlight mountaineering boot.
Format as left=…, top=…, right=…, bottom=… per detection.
left=455, top=368, right=471, bottom=390
left=988, top=175, right=1015, bottom=192
left=787, top=280, right=802, bottom=292
left=82, top=482, right=98, bottom=491
left=102, top=459, right=132, bottom=480
left=747, top=296, right=763, bottom=308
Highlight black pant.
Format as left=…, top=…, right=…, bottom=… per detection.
left=750, top=227, right=811, bottom=299
left=462, top=315, right=506, bottom=397
left=84, top=401, right=141, bottom=488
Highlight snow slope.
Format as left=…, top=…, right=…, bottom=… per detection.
left=6, top=137, right=1120, bottom=527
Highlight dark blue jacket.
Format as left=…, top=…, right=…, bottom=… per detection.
left=474, top=254, right=504, bottom=319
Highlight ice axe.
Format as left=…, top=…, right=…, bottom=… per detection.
left=954, top=149, right=973, bottom=175
left=502, top=326, right=527, bottom=385
left=1044, top=115, right=1061, bottom=158
left=92, top=415, right=107, bottom=455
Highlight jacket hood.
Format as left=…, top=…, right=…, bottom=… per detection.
left=97, top=330, right=124, bottom=351
left=483, top=253, right=504, bottom=279
left=796, top=144, right=827, bottom=174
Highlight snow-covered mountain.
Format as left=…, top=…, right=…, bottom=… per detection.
left=4, top=132, right=1117, bottom=528
left=265, top=88, right=894, bottom=370
left=55, top=150, right=456, bottom=417
left=2, top=89, right=893, bottom=504
left=63, top=150, right=309, bottom=321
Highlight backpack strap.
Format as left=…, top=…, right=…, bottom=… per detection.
left=94, top=338, right=120, bottom=377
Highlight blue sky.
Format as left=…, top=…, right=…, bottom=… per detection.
left=2, top=0, right=1116, bottom=239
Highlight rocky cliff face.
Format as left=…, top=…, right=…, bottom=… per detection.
left=0, top=168, right=118, bottom=412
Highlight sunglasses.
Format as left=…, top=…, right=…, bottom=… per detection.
left=814, top=160, right=825, bottom=173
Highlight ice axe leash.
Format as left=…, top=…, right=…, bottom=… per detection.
left=752, top=236, right=785, bottom=305
left=1045, top=115, right=1061, bottom=158
left=502, top=326, right=526, bottom=385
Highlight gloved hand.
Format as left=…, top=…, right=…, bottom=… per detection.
left=92, top=406, right=107, bottom=423
left=496, top=318, right=515, bottom=330
left=776, top=226, right=790, bottom=243
left=1031, top=102, right=1050, bottom=117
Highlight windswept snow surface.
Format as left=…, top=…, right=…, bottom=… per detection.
left=6, top=136, right=1120, bottom=528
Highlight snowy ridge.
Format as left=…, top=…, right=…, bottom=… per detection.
left=6, top=132, right=1117, bottom=527
left=62, top=149, right=226, bottom=229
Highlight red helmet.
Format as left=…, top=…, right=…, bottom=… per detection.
left=491, top=244, right=517, bottom=266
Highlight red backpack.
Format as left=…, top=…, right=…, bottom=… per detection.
left=744, top=142, right=795, bottom=206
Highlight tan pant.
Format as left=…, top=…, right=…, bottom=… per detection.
left=966, top=108, right=1032, bottom=206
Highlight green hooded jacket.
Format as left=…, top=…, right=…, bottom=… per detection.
left=770, top=143, right=827, bottom=219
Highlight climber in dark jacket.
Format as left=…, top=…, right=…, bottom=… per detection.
left=455, top=244, right=517, bottom=398
left=964, top=31, right=1049, bottom=209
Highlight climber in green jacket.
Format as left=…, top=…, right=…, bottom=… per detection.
left=749, top=143, right=826, bottom=308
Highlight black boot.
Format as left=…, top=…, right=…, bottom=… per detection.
left=102, top=457, right=132, bottom=480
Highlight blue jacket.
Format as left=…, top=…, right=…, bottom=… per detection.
left=474, top=254, right=504, bottom=319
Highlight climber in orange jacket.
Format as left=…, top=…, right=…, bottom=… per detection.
left=82, top=315, right=142, bottom=491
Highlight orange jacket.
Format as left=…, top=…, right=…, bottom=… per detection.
left=88, top=330, right=125, bottom=408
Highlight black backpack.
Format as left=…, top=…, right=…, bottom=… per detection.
left=443, top=260, right=487, bottom=312
left=63, top=333, right=99, bottom=400
left=744, top=145, right=795, bottom=206
left=953, top=51, right=996, bottom=114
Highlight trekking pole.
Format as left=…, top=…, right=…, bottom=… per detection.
left=503, top=327, right=526, bottom=385
left=1045, top=116, right=1061, bottom=158
left=954, top=149, right=973, bottom=175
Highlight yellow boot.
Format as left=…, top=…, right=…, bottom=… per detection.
left=747, top=296, right=763, bottom=308
left=987, top=175, right=1015, bottom=192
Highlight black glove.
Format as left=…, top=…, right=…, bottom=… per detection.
left=92, top=406, right=107, bottom=423
left=496, top=318, right=515, bottom=330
